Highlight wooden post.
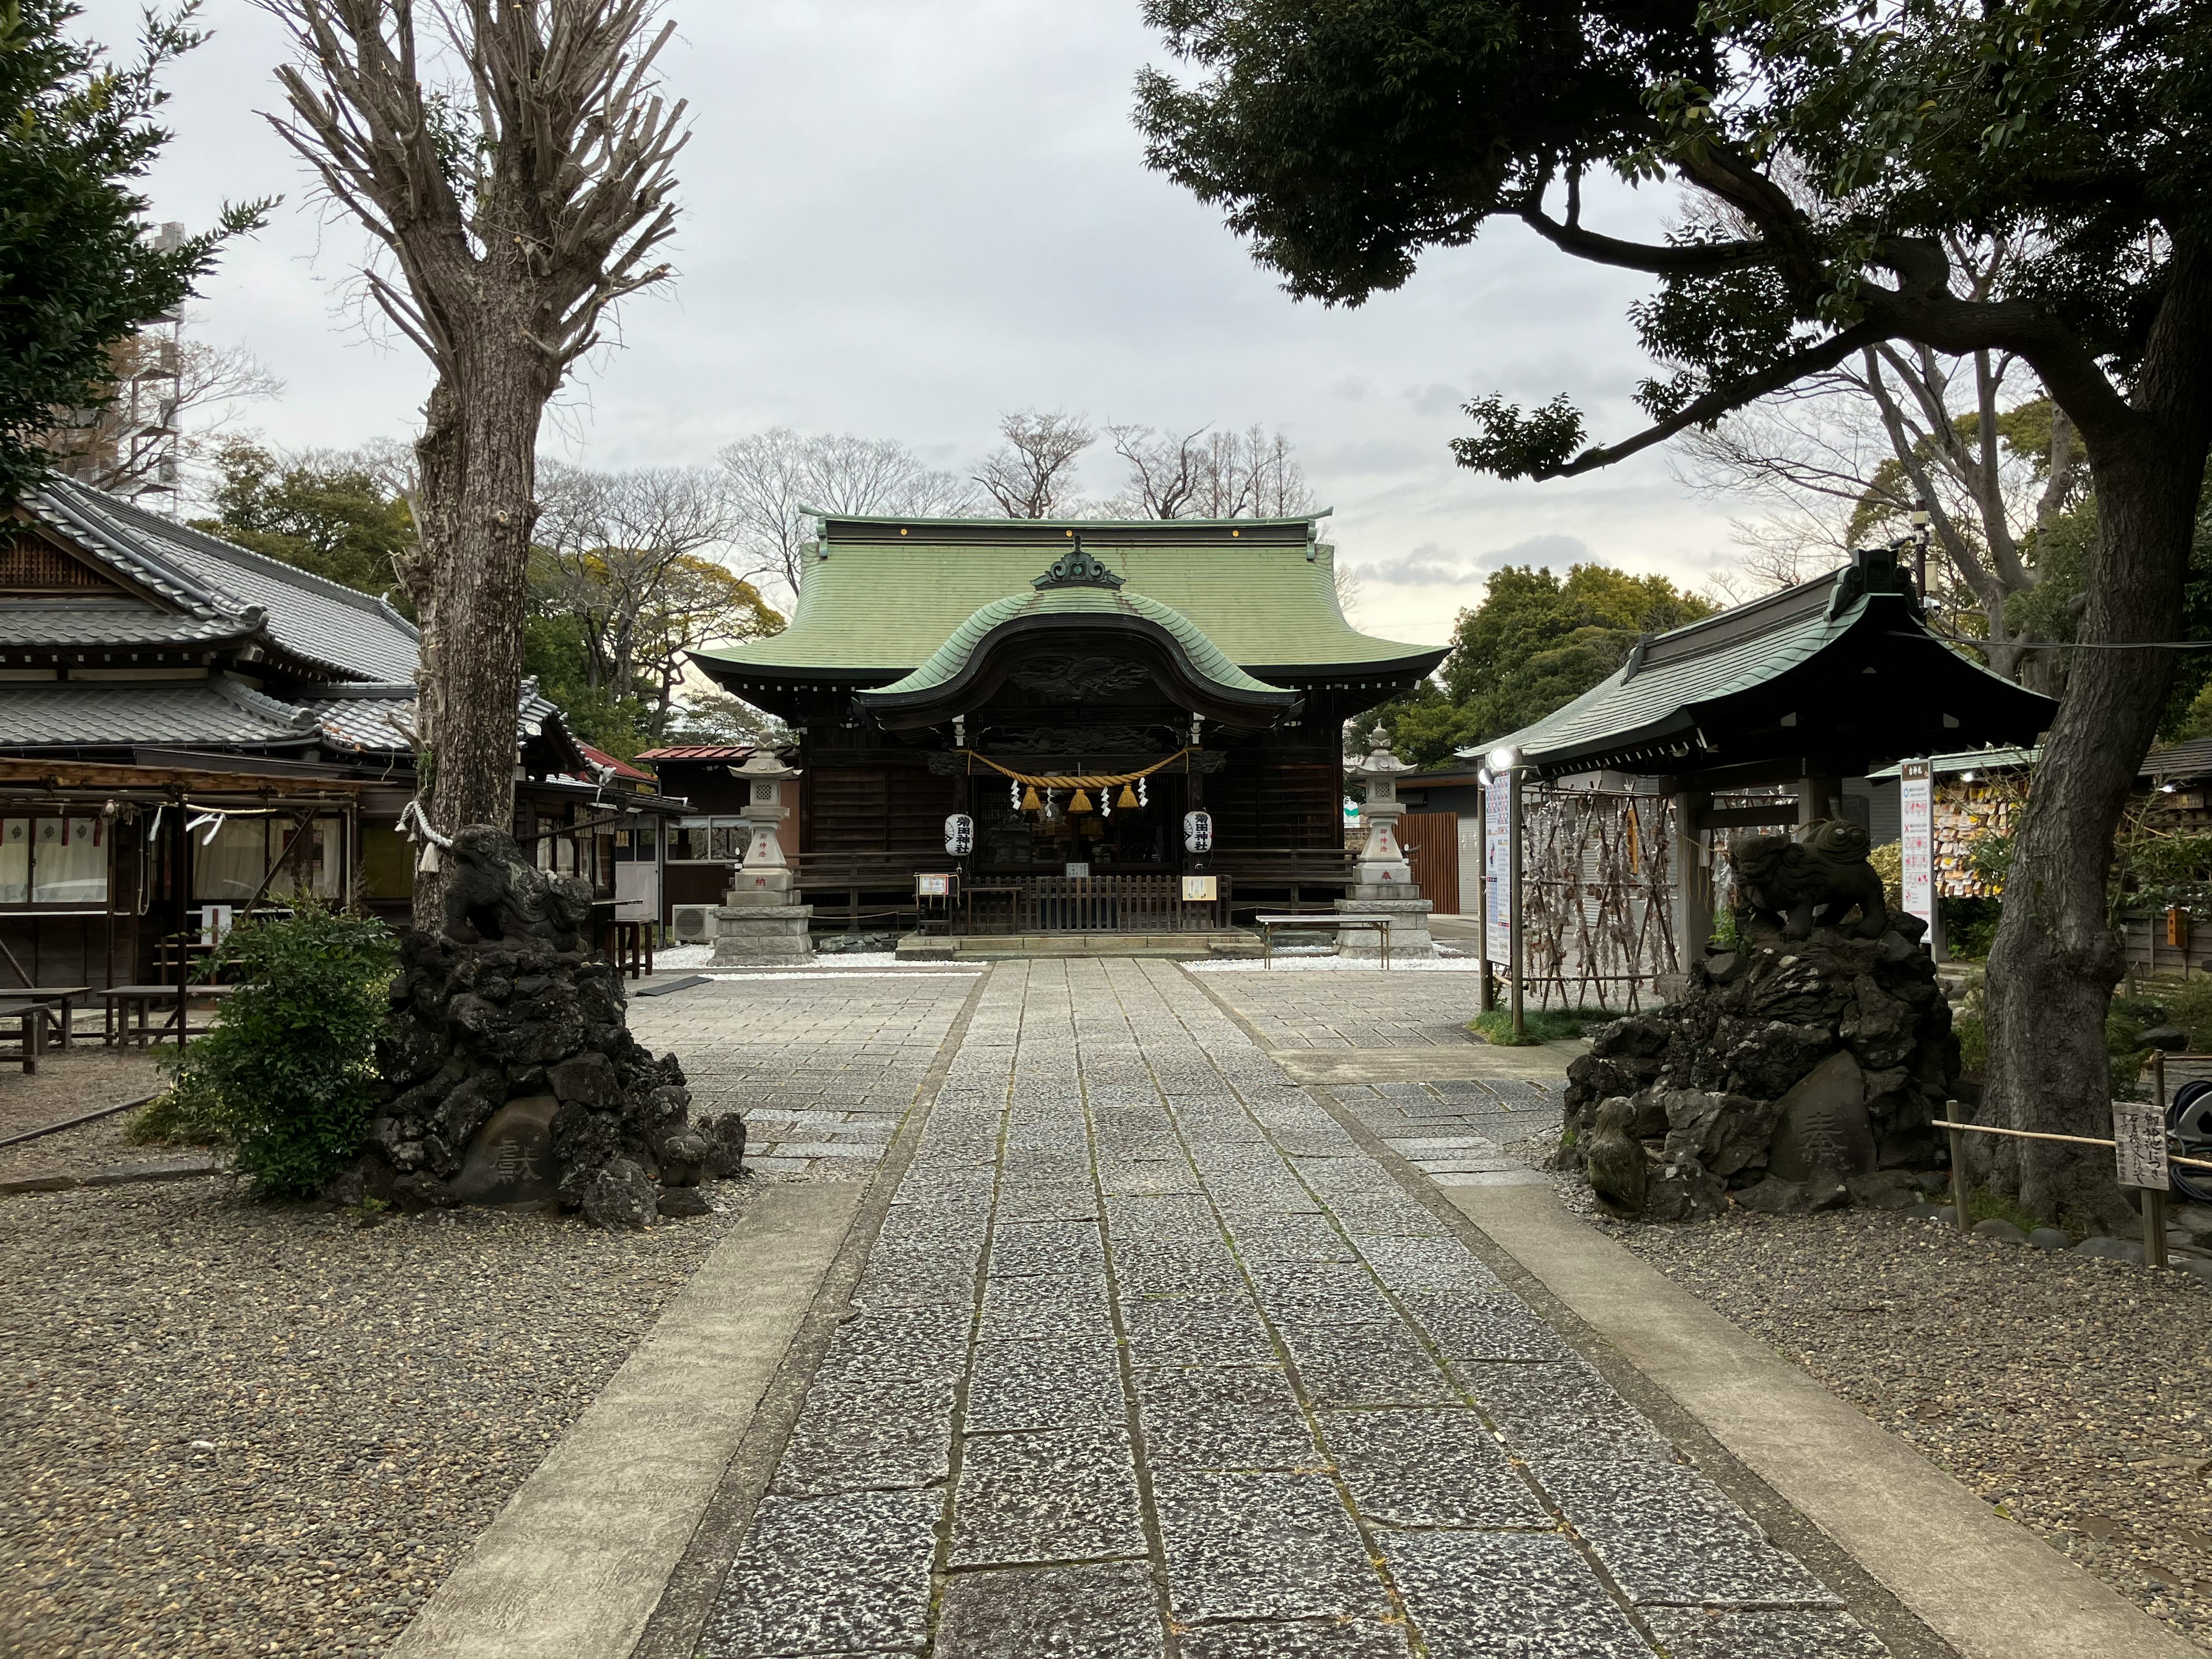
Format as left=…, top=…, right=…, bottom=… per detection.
left=1674, top=789, right=1714, bottom=955
left=2143, top=1185, right=2170, bottom=1269
left=1948, top=1119, right=1971, bottom=1231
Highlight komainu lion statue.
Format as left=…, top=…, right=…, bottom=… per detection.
left=1727, top=819, right=1889, bottom=940
left=441, top=825, right=593, bottom=946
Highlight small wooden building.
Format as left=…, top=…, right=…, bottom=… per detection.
left=691, top=514, right=1445, bottom=933
left=0, top=479, right=684, bottom=986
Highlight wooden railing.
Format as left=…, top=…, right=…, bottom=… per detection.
left=963, top=874, right=1232, bottom=935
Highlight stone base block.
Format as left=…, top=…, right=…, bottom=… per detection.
left=1335, top=895, right=1435, bottom=957
left=712, top=903, right=815, bottom=965
left=895, top=933, right=959, bottom=962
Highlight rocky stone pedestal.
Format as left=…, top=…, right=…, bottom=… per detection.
left=1562, top=909, right=1955, bottom=1222
left=340, top=825, right=744, bottom=1228
left=1334, top=893, right=1435, bottom=957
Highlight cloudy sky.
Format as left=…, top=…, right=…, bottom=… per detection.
left=85, top=0, right=1751, bottom=646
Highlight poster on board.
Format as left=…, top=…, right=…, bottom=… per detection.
left=1899, top=760, right=1934, bottom=934
left=1483, top=779, right=1512, bottom=969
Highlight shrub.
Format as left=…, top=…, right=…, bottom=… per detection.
left=2169, top=974, right=2212, bottom=1051
left=1866, top=842, right=1904, bottom=915
left=161, top=903, right=396, bottom=1196
left=1469, top=1006, right=1624, bottom=1047
left=124, top=1075, right=225, bottom=1146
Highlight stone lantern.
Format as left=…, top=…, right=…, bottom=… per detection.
left=712, top=748, right=814, bottom=964
left=1336, top=724, right=1434, bottom=956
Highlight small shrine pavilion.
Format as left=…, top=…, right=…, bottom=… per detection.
left=691, top=513, right=1445, bottom=932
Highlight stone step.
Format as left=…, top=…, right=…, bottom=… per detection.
left=896, top=931, right=1264, bottom=961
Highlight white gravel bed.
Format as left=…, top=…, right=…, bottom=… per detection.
left=0, top=1173, right=762, bottom=1658
left=1187, top=953, right=1481, bottom=972
left=1598, top=1206, right=2212, bottom=1649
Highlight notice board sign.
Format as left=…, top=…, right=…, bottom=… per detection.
left=1181, top=876, right=1217, bottom=902
left=1900, top=760, right=1934, bottom=934
left=2112, top=1100, right=2170, bottom=1190
left=915, top=873, right=953, bottom=898
left=1483, top=780, right=1512, bottom=969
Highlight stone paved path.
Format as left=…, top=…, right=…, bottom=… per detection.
left=1199, top=971, right=1497, bottom=1050
left=628, top=971, right=982, bottom=1177
left=699, top=960, right=1887, bottom=1657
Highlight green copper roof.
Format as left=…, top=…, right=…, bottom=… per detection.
left=871, top=585, right=1289, bottom=698
left=693, top=516, right=1440, bottom=680
left=1475, top=556, right=2056, bottom=777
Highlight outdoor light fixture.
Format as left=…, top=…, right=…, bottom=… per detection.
left=1960, top=769, right=1978, bottom=783
left=1477, top=767, right=1494, bottom=788
left=1487, top=745, right=1521, bottom=773
left=2164, top=782, right=2180, bottom=794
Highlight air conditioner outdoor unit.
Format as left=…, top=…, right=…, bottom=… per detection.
left=671, top=905, right=714, bottom=942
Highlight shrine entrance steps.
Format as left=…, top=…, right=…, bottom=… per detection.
left=894, top=930, right=1263, bottom=963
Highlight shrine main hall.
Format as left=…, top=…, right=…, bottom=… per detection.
left=691, top=513, right=1444, bottom=933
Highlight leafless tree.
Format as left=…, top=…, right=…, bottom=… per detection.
left=260, top=0, right=688, bottom=921
left=46, top=332, right=282, bottom=502
left=1675, top=230, right=2082, bottom=688
left=1331, top=556, right=1363, bottom=624
left=974, top=408, right=1094, bottom=518
left=718, top=427, right=972, bottom=605
left=535, top=462, right=736, bottom=690
left=1105, top=422, right=1315, bottom=520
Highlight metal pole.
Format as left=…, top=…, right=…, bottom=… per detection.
left=1509, top=766, right=1525, bottom=1043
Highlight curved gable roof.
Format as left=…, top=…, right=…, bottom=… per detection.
left=695, top=513, right=1442, bottom=683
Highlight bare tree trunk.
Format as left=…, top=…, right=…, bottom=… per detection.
left=1982, top=324, right=2210, bottom=1225
left=410, top=349, right=549, bottom=927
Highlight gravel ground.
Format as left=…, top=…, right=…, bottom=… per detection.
left=0, top=1172, right=766, bottom=1658
left=1597, top=1205, right=2212, bottom=1650
left=0, top=1051, right=171, bottom=1183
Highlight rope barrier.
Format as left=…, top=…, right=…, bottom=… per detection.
left=1933, top=1118, right=2212, bottom=1172
left=960, top=748, right=1196, bottom=791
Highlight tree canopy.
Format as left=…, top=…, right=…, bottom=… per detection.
left=193, top=439, right=415, bottom=604
left=1137, top=0, right=2204, bottom=482
left=1139, top=0, right=2212, bottom=1226
left=1, top=1, right=261, bottom=501
left=1376, top=563, right=1711, bottom=766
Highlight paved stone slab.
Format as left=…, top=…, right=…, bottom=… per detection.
left=1387, top=1529, right=1650, bottom=1658
left=1134, top=1365, right=1317, bottom=1471
left=965, top=1338, right=1124, bottom=1434
left=1177, top=1620, right=1414, bottom=1658
left=1277, top=1323, right=1459, bottom=1408
left=703, top=1488, right=940, bottom=1657
left=1119, top=1294, right=1279, bottom=1367
left=1324, top=1408, right=1547, bottom=1529
left=772, top=1375, right=955, bottom=1497
left=935, top=1562, right=1164, bottom=1658
left=1642, top=1607, right=1889, bottom=1657
left=950, top=1425, right=1147, bottom=1567
left=1538, top=1457, right=1839, bottom=1608
left=1152, top=1469, right=1389, bottom=1623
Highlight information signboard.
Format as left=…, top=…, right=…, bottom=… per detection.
left=1483, top=779, right=1512, bottom=969
left=1181, top=876, right=1217, bottom=902
left=2112, top=1100, right=2171, bottom=1190
left=1900, top=759, right=1935, bottom=933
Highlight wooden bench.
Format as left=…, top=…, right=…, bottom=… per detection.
left=102, top=984, right=241, bottom=1048
left=1252, top=912, right=1400, bottom=970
